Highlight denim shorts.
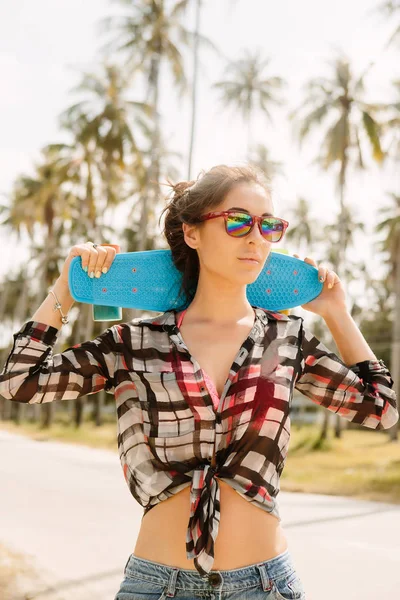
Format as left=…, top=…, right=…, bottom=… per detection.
left=114, top=548, right=306, bottom=599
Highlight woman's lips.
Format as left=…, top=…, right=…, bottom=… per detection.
left=238, top=258, right=260, bottom=264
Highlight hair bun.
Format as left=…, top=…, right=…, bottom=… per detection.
left=172, top=180, right=196, bottom=198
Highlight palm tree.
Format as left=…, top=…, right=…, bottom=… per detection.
left=213, top=49, right=286, bottom=155
left=247, top=144, right=284, bottom=180
left=382, top=80, right=400, bottom=159
left=98, top=0, right=217, bottom=251
left=373, top=80, right=400, bottom=441
left=1, top=60, right=145, bottom=427
left=1, top=149, right=82, bottom=427
left=323, top=207, right=368, bottom=438
left=44, top=126, right=104, bottom=239
left=291, top=54, right=385, bottom=439
left=186, top=0, right=225, bottom=179
left=375, top=1, right=400, bottom=48
left=323, top=204, right=366, bottom=283
left=375, top=193, right=400, bottom=441
left=284, top=197, right=319, bottom=258
left=1, top=142, right=122, bottom=428
left=52, top=63, right=151, bottom=233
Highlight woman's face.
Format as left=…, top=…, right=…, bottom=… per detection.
left=183, top=182, right=276, bottom=286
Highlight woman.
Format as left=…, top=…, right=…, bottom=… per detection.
left=0, top=164, right=397, bottom=600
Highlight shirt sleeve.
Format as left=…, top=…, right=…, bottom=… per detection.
left=0, top=320, right=118, bottom=404
left=294, top=317, right=399, bottom=430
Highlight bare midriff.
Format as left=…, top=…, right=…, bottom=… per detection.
left=133, top=308, right=288, bottom=570
left=133, top=478, right=288, bottom=570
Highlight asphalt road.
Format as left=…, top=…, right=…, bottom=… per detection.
left=0, top=429, right=399, bottom=600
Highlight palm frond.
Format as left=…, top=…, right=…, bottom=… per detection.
left=362, top=111, right=384, bottom=162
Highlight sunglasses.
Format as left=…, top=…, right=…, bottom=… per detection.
left=196, top=210, right=289, bottom=243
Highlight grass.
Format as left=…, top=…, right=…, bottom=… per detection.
left=282, top=423, right=400, bottom=505
left=1, top=419, right=400, bottom=505
left=0, top=418, right=119, bottom=451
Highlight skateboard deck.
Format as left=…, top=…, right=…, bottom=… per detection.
left=68, top=248, right=323, bottom=321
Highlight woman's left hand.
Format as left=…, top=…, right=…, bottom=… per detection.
left=293, top=254, right=347, bottom=317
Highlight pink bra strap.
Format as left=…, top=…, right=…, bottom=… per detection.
left=177, top=308, right=188, bottom=328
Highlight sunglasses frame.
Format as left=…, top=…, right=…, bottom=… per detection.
left=196, top=210, right=289, bottom=242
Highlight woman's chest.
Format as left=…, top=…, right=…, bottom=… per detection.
left=178, top=324, right=253, bottom=398
left=115, top=318, right=297, bottom=452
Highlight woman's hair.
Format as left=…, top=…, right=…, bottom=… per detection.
left=159, top=163, right=273, bottom=309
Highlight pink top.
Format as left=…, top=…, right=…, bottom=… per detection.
left=177, top=309, right=220, bottom=411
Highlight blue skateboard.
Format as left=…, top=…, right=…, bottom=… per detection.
left=68, top=248, right=323, bottom=321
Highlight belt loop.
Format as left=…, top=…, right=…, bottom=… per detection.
left=123, top=553, right=132, bottom=574
left=165, top=566, right=179, bottom=597
left=256, top=563, right=272, bottom=592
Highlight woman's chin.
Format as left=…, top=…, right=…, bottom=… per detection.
left=235, top=271, right=261, bottom=285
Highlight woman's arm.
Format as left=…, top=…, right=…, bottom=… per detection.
left=294, top=315, right=398, bottom=431
left=31, top=277, right=75, bottom=330
left=323, top=308, right=376, bottom=365
left=0, top=278, right=118, bottom=404
left=290, top=254, right=398, bottom=430
left=0, top=242, right=121, bottom=403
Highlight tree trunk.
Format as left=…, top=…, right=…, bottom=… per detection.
left=246, top=112, right=253, bottom=157
left=11, top=402, right=22, bottom=424
left=93, top=391, right=104, bottom=427
left=187, top=0, right=201, bottom=181
left=41, top=402, right=54, bottom=429
left=332, top=161, right=348, bottom=439
left=138, top=35, right=162, bottom=252
left=389, top=239, right=400, bottom=441
left=1, top=400, right=12, bottom=421
left=35, top=248, right=56, bottom=430
left=73, top=303, right=93, bottom=428
left=319, top=410, right=330, bottom=441
left=74, top=399, right=84, bottom=428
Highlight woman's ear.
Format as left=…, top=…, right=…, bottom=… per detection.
left=182, top=222, right=200, bottom=250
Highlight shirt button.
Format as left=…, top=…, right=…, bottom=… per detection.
left=215, top=414, right=221, bottom=424
left=200, top=386, right=205, bottom=392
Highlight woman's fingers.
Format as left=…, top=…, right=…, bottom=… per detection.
left=84, top=243, right=117, bottom=278
left=93, top=246, right=108, bottom=278
left=293, top=254, right=330, bottom=285
left=101, top=247, right=117, bottom=274
left=86, top=244, right=99, bottom=278
left=326, top=270, right=337, bottom=289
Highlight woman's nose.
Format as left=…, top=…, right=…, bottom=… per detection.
left=247, top=221, right=265, bottom=242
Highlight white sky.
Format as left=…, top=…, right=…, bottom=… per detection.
left=0, top=0, right=398, bottom=299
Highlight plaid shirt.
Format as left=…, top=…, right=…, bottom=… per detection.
left=0, top=307, right=397, bottom=576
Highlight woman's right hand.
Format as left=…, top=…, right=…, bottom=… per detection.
left=58, top=242, right=118, bottom=288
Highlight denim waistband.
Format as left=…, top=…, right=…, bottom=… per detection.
left=125, top=548, right=296, bottom=594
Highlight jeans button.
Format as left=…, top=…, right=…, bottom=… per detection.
left=208, top=572, right=221, bottom=586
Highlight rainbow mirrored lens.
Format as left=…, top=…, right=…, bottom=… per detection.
left=261, top=218, right=284, bottom=242
left=226, top=213, right=252, bottom=236
left=226, top=213, right=284, bottom=242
